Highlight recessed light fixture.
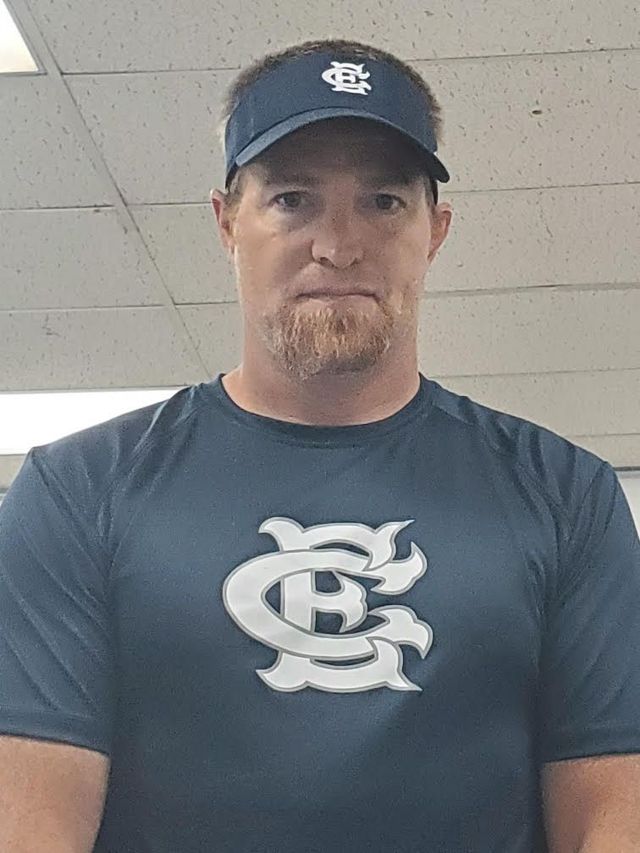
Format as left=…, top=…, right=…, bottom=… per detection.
left=0, top=0, right=38, bottom=73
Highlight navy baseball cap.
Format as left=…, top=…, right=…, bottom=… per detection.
left=224, top=51, right=450, bottom=203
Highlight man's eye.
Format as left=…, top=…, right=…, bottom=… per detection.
left=375, top=194, right=405, bottom=211
left=274, top=192, right=304, bottom=210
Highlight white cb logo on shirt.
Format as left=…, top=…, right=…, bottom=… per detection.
left=223, top=517, right=433, bottom=693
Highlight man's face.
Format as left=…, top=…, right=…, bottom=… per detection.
left=211, top=118, right=451, bottom=381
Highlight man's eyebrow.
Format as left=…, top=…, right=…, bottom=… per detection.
left=260, top=170, right=417, bottom=188
left=364, top=172, right=416, bottom=187
left=261, top=172, right=321, bottom=187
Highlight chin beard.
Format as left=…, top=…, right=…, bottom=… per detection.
left=258, top=299, right=399, bottom=382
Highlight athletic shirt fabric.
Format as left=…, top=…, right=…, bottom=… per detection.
left=1, top=373, right=640, bottom=853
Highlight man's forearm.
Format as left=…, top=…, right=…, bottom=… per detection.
left=575, top=830, right=639, bottom=853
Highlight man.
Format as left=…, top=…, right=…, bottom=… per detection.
left=1, top=38, right=639, bottom=853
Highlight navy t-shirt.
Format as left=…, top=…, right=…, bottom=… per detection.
left=1, top=373, right=640, bottom=852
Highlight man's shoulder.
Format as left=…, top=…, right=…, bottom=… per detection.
left=29, top=383, right=206, bottom=504
left=427, top=378, right=610, bottom=514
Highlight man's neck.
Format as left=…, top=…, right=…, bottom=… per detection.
left=221, top=361, right=421, bottom=427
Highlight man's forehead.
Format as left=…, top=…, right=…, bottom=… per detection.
left=247, top=117, right=425, bottom=186
left=254, top=163, right=421, bottom=188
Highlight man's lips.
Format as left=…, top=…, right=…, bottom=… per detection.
left=298, top=290, right=376, bottom=299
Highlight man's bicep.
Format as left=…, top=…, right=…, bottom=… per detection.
left=538, top=462, right=640, bottom=762
left=0, top=449, right=114, bottom=754
left=542, top=754, right=640, bottom=852
left=0, top=735, right=110, bottom=852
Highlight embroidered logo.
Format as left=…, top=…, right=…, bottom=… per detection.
left=321, top=61, right=373, bottom=95
left=223, top=517, right=432, bottom=693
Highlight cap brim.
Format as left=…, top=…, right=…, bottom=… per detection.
left=234, top=107, right=450, bottom=184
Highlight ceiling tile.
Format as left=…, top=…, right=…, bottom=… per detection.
left=178, top=303, right=243, bottom=373
left=440, top=369, right=640, bottom=445
left=416, top=51, right=640, bottom=191
left=430, top=183, right=640, bottom=293
left=0, top=308, right=202, bottom=390
left=1, top=77, right=110, bottom=209
left=26, top=0, right=640, bottom=73
left=0, top=456, right=26, bottom=492
left=573, top=435, right=640, bottom=471
left=0, top=208, right=161, bottom=309
left=66, top=70, right=234, bottom=204
left=131, top=204, right=236, bottom=304
left=419, top=288, right=640, bottom=375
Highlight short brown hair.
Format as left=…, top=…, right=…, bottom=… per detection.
left=217, top=38, right=444, bottom=214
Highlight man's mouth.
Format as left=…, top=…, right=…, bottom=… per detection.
left=299, top=290, right=376, bottom=299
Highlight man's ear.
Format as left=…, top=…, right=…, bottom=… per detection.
left=427, top=201, right=453, bottom=262
left=210, top=188, right=236, bottom=256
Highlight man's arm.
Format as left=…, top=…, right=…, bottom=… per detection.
left=542, top=754, right=640, bottom=852
left=0, top=735, right=110, bottom=853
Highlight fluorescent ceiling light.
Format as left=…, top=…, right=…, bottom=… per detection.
left=0, top=0, right=38, bottom=73
left=620, top=474, right=640, bottom=534
left=0, top=388, right=184, bottom=454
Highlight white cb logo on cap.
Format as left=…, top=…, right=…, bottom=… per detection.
left=321, top=61, right=373, bottom=95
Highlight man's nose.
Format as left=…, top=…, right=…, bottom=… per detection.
left=310, top=207, right=365, bottom=269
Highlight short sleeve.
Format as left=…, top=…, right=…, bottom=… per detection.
left=0, top=448, right=113, bottom=755
left=538, top=461, right=640, bottom=762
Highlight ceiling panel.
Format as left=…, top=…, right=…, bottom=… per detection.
left=0, top=208, right=161, bottom=309
left=1, top=76, right=110, bottom=209
left=178, top=303, right=243, bottom=373
left=429, top=183, right=640, bottom=293
left=414, top=50, right=640, bottom=191
left=576, top=435, right=640, bottom=470
left=419, top=288, right=640, bottom=376
left=0, top=308, right=200, bottom=390
left=0, top=456, right=25, bottom=492
left=442, top=370, right=640, bottom=448
left=25, top=0, right=640, bottom=73
left=130, top=204, right=236, bottom=304
left=64, top=51, right=640, bottom=209
left=65, top=70, right=234, bottom=205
